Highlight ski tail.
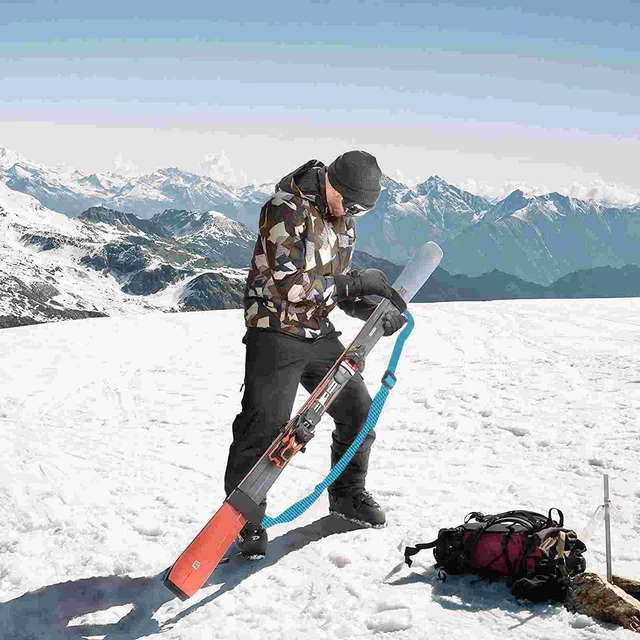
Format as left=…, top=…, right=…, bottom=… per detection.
left=163, top=502, right=247, bottom=600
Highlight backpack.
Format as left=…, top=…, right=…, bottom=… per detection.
left=403, top=509, right=587, bottom=602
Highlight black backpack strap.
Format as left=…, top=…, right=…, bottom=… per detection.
left=464, top=511, right=486, bottom=523
left=404, top=539, right=439, bottom=567
left=548, top=508, right=564, bottom=527
left=471, top=510, right=559, bottom=533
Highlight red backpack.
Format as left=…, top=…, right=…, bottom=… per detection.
left=403, top=509, right=587, bottom=602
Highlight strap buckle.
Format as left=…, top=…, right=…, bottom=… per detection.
left=381, top=370, right=397, bottom=390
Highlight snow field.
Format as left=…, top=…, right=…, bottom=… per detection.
left=0, top=299, right=638, bottom=639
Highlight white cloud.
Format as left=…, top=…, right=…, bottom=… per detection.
left=201, top=151, right=248, bottom=186
left=458, top=178, right=549, bottom=202
left=564, top=180, right=640, bottom=207
left=458, top=177, right=640, bottom=207
left=113, top=154, right=139, bottom=178
left=388, top=169, right=419, bottom=188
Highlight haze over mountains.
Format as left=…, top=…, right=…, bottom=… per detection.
left=1, top=143, right=639, bottom=328
left=441, top=190, right=640, bottom=285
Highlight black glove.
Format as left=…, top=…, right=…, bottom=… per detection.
left=337, top=297, right=377, bottom=321
left=382, top=307, right=407, bottom=336
left=335, top=269, right=395, bottom=301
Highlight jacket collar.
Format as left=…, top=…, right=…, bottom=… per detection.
left=275, top=159, right=329, bottom=217
left=292, top=166, right=328, bottom=217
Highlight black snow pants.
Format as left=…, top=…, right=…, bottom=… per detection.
left=224, top=327, right=375, bottom=525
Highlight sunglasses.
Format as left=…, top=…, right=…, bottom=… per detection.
left=342, top=199, right=374, bottom=217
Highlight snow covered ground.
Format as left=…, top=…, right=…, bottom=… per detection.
left=0, top=299, right=639, bottom=640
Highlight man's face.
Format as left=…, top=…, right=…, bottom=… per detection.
left=325, top=172, right=347, bottom=217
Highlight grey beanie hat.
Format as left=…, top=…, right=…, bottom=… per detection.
left=327, top=150, right=382, bottom=208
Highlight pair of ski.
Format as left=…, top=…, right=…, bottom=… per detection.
left=163, top=241, right=444, bottom=600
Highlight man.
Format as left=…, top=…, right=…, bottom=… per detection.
left=224, top=150, right=406, bottom=558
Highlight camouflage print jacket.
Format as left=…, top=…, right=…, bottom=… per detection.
left=244, top=160, right=376, bottom=339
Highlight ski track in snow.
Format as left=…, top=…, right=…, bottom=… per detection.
left=0, top=299, right=638, bottom=640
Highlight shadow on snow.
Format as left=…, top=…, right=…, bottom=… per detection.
left=0, top=515, right=363, bottom=639
left=387, top=565, right=562, bottom=629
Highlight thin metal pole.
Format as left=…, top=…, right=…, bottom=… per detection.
left=604, top=474, right=613, bottom=583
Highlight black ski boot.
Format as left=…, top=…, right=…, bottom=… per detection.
left=236, top=523, right=268, bottom=559
left=328, top=489, right=386, bottom=528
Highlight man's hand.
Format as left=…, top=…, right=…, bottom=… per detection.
left=336, top=269, right=395, bottom=300
left=382, top=307, right=407, bottom=336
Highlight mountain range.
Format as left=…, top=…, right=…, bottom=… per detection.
left=0, top=182, right=250, bottom=328
left=357, top=252, right=640, bottom=303
left=0, top=145, right=274, bottom=229
left=2, top=178, right=639, bottom=330
left=440, top=190, right=640, bottom=285
left=1, top=143, right=639, bottom=307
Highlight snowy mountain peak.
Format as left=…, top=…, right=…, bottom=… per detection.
left=410, top=176, right=490, bottom=216
left=424, top=174, right=447, bottom=186
left=481, top=190, right=531, bottom=224
left=380, top=175, right=409, bottom=193
left=78, top=174, right=105, bottom=190
left=78, top=205, right=172, bottom=238
left=0, top=144, right=27, bottom=170
left=495, top=190, right=603, bottom=220
left=502, top=191, right=607, bottom=220
left=151, top=208, right=251, bottom=240
left=150, top=166, right=235, bottom=193
left=151, top=208, right=205, bottom=235
left=414, top=175, right=455, bottom=196
left=0, top=180, right=78, bottom=235
left=503, top=189, right=530, bottom=207
left=237, top=182, right=276, bottom=199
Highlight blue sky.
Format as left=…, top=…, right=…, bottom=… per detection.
left=1, top=0, right=639, bottom=197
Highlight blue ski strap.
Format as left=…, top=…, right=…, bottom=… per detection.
left=262, top=310, right=415, bottom=528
